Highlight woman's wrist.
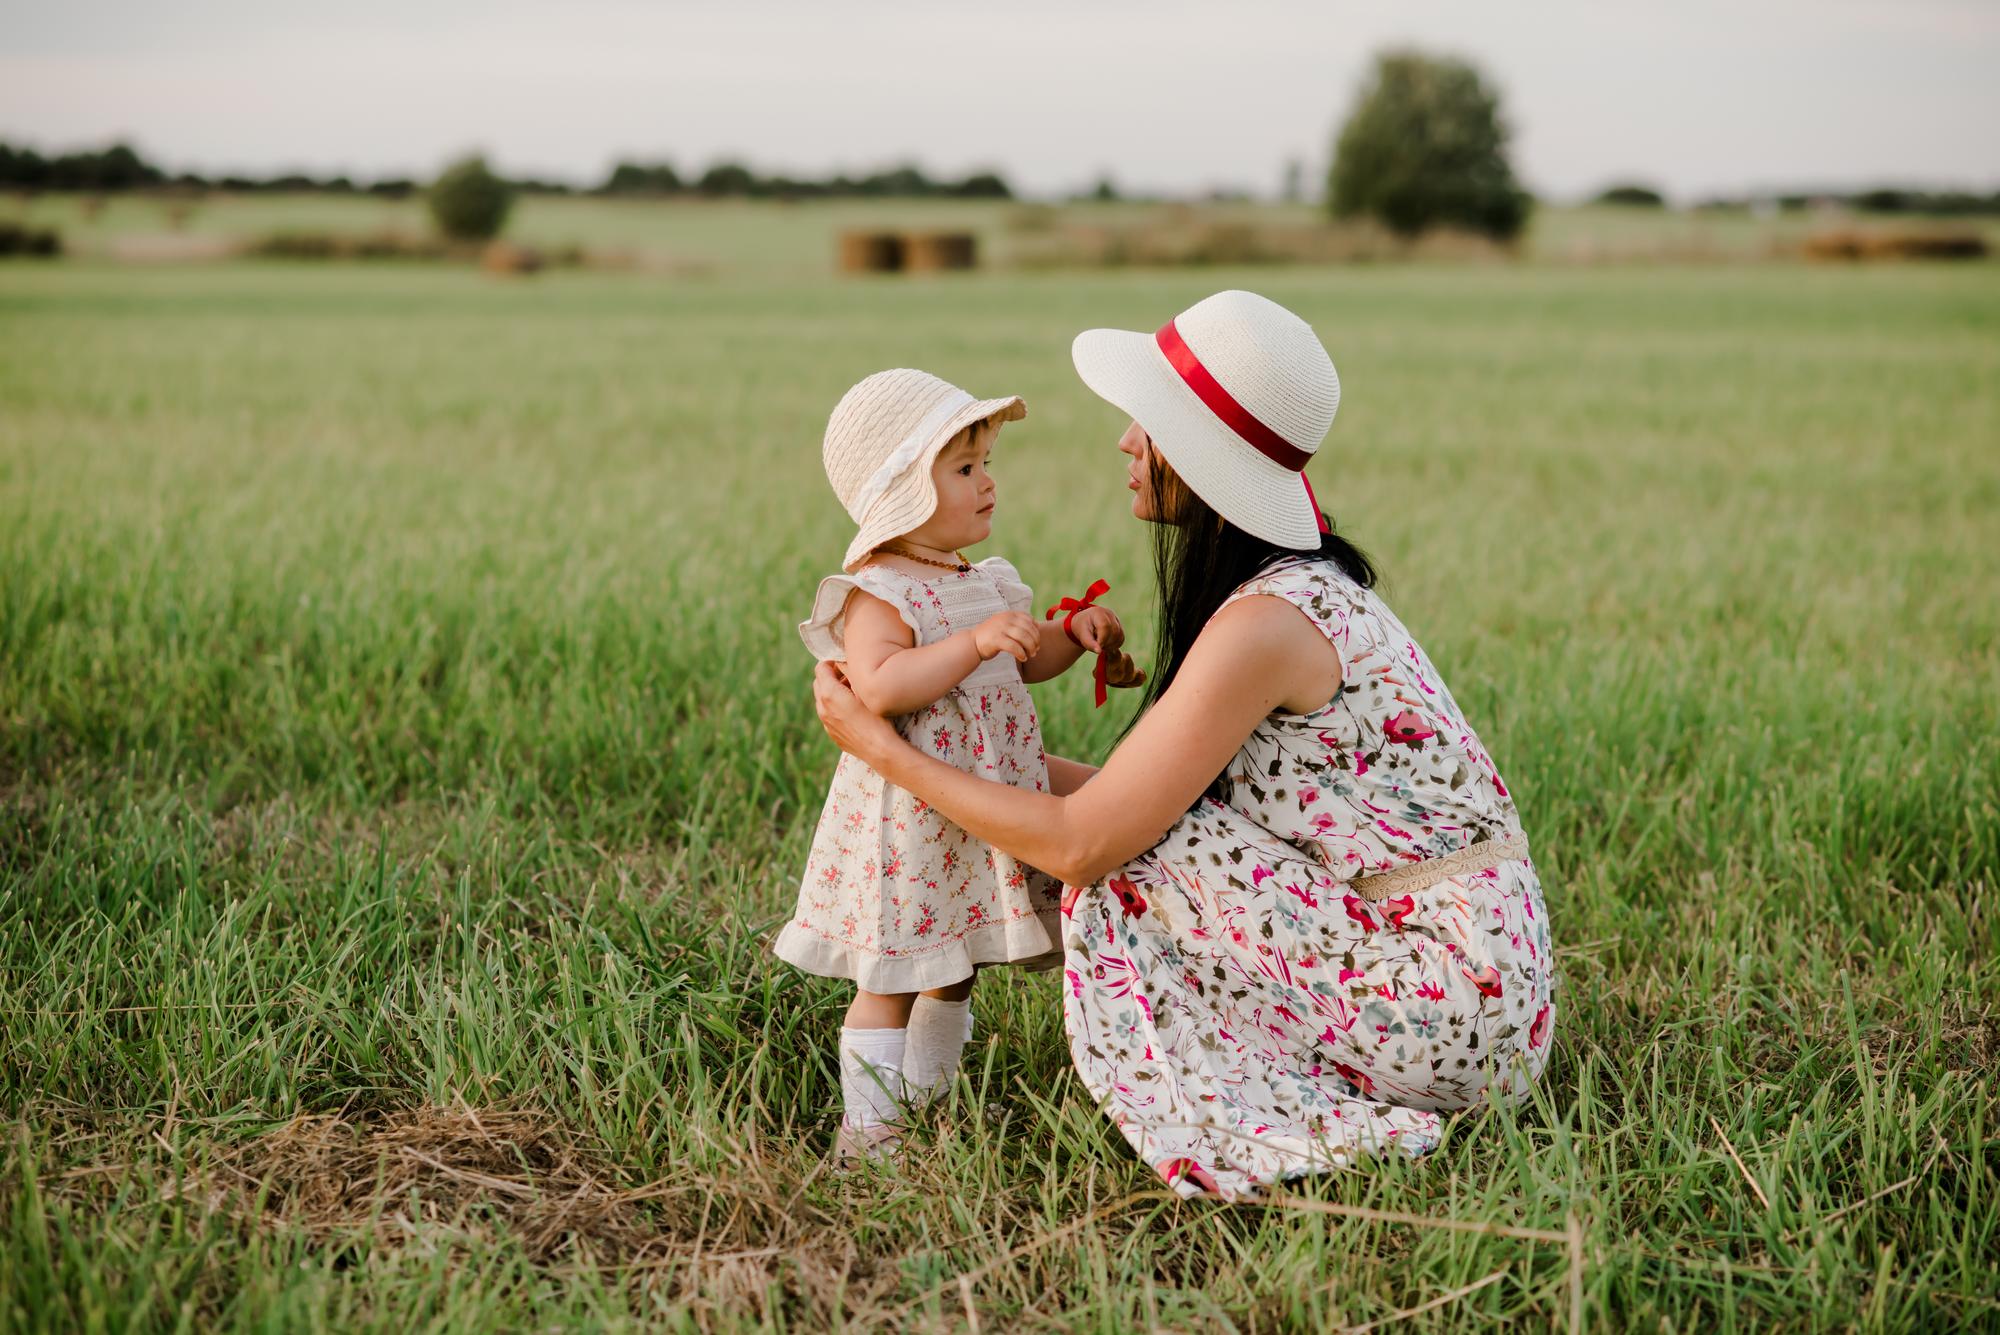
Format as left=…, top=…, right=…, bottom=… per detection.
left=868, top=729, right=922, bottom=785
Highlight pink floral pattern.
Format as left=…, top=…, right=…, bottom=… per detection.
left=775, top=558, right=1064, bottom=993
left=1063, top=556, right=1554, bottom=1199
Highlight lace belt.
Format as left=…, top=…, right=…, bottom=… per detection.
left=1347, top=832, right=1531, bottom=903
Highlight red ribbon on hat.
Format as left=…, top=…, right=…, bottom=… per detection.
left=1048, top=578, right=1112, bottom=707
left=1155, top=318, right=1331, bottom=535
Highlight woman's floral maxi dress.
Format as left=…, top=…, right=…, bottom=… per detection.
left=1063, top=556, right=1554, bottom=1199
left=776, top=557, right=1065, bottom=994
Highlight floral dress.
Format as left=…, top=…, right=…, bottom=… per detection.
left=1062, top=556, right=1554, bottom=1199
left=775, top=557, right=1065, bottom=994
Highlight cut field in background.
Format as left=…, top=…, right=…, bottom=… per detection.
left=12, top=192, right=2000, bottom=275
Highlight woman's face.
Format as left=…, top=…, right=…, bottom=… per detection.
left=1118, top=420, right=1168, bottom=523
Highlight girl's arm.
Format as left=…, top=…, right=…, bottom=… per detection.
left=815, top=596, right=1337, bottom=886
left=1021, top=606, right=1143, bottom=688
left=1020, top=614, right=1086, bottom=684
left=838, top=589, right=1038, bottom=717
left=1045, top=753, right=1100, bottom=796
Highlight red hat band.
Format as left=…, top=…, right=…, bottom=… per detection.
left=1154, top=318, right=1330, bottom=533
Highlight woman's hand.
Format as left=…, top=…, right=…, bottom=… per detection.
left=813, top=661, right=906, bottom=767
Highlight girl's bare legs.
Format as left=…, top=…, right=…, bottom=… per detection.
left=845, top=989, right=918, bottom=1029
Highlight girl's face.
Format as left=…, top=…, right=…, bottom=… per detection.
left=1119, top=419, right=1171, bottom=523
left=902, top=421, right=998, bottom=552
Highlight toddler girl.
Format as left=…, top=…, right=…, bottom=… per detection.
left=773, top=368, right=1141, bottom=1162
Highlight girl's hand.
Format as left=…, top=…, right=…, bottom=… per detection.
left=814, top=661, right=904, bottom=767
left=1067, top=606, right=1146, bottom=689
left=1101, top=648, right=1147, bottom=691
left=1065, top=606, right=1125, bottom=655
left=973, top=611, right=1041, bottom=664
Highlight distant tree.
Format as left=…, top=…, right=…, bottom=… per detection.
left=1855, top=188, right=1910, bottom=213
left=1594, top=182, right=1666, bottom=208
left=368, top=178, right=416, bottom=199
left=426, top=156, right=514, bottom=241
left=696, top=161, right=758, bottom=197
left=601, top=160, right=683, bottom=195
left=1328, top=50, right=1529, bottom=240
left=6, top=141, right=165, bottom=191
left=950, top=171, right=1013, bottom=199
left=1088, top=174, right=1120, bottom=203
left=72, top=142, right=162, bottom=190
left=857, top=165, right=933, bottom=197
left=0, top=141, right=51, bottom=188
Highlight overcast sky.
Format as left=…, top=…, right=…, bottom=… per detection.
left=3, top=0, right=1995, bottom=201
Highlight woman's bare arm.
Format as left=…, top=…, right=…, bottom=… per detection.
left=817, top=596, right=1338, bottom=886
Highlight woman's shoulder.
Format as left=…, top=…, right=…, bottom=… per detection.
left=1211, top=556, right=1382, bottom=663
left=1224, top=555, right=1366, bottom=612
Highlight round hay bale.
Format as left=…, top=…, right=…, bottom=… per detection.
left=905, top=232, right=977, bottom=271
left=1804, top=228, right=1989, bottom=262
left=839, top=231, right=905, bottom=273
left=481, top=240, right=545, bottom=276
left=1802, top=231, right=1866, bottom=261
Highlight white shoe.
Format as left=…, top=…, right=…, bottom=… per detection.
left=831, top=1121, right=904, bottom=1166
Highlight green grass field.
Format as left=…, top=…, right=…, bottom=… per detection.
left=2, top=238, right=1997, bottom=1330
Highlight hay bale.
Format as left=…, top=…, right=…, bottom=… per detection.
left=838, top=231, right=905, bottom=273
left=904, top=232, right=978, bottom=272
left=1802, top=230, right=1862, bottom=261
left=481, top=240, right=545, bottom=276
left=1804, top=228, right=1988, bottom=261
left=1881, top=231, right=1987, bottom=260
left=0, top=222, right=63, bottom=258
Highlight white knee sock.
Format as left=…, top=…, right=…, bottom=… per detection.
left=904, top=997, right=974, bottom=1101
left=839, top=1027, right=909, bottom=1128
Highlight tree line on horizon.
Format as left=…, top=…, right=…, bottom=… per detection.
left=0, top=140, right=1012, bottom=201
left=5, top=68, right=1996, bottom=229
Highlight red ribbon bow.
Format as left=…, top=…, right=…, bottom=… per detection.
left=1048, top=578, right=1113, bottom=707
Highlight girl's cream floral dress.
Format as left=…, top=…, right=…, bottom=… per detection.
left=1062, top=556, right=1555, bottom=1199
left=775, top=557, right=1064, bottom=993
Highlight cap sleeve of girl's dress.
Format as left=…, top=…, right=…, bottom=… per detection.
left=798, top=568, right=917, bottom=661
left=974, top=557, right=1035, bottom=616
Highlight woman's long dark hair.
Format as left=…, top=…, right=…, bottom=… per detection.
left=1128, top=443, right=1377, bottom=725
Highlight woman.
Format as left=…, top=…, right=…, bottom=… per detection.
left=811, top=290, right=1554, bottom=1199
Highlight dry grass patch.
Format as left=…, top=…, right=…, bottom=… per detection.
left=202, top=1106, right=655, bottom=1264
left=20, top=1102, right=927, bottom=1322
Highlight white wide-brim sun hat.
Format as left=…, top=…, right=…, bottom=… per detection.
left=1071, top=289, right=1339, bottom=549
left=823, top=368, right=1026, bottom=572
